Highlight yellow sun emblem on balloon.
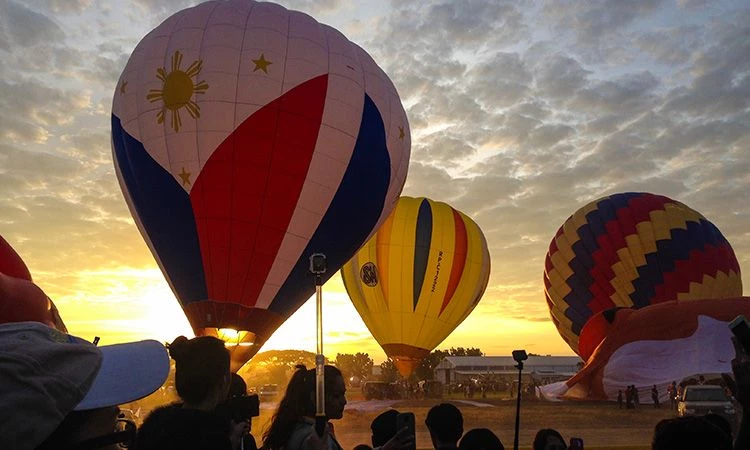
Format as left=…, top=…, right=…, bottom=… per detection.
left=147, top=51, right=209, bottom=132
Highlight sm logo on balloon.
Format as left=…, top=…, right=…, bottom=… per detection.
left=360, top=262, right=379, bottom=287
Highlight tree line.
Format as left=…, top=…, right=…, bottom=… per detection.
left=239, top=347, right=482, bottom=387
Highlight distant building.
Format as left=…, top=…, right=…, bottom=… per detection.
left=434, top=355, right=582, bottom=385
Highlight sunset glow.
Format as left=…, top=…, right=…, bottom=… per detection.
left=1, top=0, right=748, bottom=366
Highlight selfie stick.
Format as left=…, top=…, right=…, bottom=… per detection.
left=513, top=353, right=525, bottom=450
left=310, top=253, right=327, bottom=438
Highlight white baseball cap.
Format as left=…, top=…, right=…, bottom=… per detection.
left=0, top=321, right=169, bottom=450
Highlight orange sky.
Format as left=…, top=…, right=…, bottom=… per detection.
left=37, top=259, right=576, bottom=365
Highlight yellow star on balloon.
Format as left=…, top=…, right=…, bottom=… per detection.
left=398, top=126, right=405, bottom=140
left=120, top=81, right=128, bottom=94
left=252, top=53, right=272, bottom=74
left=178, top=167, right=192, bottom=186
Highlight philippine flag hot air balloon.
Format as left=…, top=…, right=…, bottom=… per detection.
left=341, top=197, right=490, bottom=377
left=111, top=0, right=410, bottom=371
left=544, top=192, right=742, bottom=359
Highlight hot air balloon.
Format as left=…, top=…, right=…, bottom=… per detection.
left=111, top=0, right=410, bottom=371
left=544, top=192, right=742, bottom=359
left=0, top=235, right=31, bottom=281
left=539, top=297, right=750, bottom=401
left=341, top=197, right=490, bottom=377
left=0, top=235, right=67, bottom=331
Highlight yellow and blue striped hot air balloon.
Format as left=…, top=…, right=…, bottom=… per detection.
left=544, top=192, right=742, bottom=360
left=341, top=196, right=491, bottom=377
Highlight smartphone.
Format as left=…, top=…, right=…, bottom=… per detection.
left=396, top=412, right=416, bottom=450
left=730, top=315, right=750, bottom=354
left=569, top=437, right=584, bottom=450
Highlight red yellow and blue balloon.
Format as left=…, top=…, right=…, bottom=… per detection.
left=111, top=0, right=410, bottom=370
left=544, top=192, right=742, bottom=359
left=342, top=197, right=491, bottom=377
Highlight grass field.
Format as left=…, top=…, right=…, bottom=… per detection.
left=247, top=394, right=674, bottom=450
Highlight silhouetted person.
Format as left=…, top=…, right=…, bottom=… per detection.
left=617, top=390, right=623, bottom=409
left=651, top=416, right=730, bottom=450
left=651, top=385, right=660, bottom=408
left=625, top=385, right=633, bottom=409
left=459, top=428, right=504, bottom=450
left=263, top=365, right=347, bottom=450
left=367, top=409, right=414, bottom=450
left=137, top=336, right=249, bottom=450
left=532, top=428, right=566, bottom=450
left=704, top=413, right=732, bottom=441
left=667, top=382, right=677, bottom=410
left=730, top=334, right=750, bottom=449
left=371, top=410, right=399, bottom=447
left=425, top=403, right=464, bottom=450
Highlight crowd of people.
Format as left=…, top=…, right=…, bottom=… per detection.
left=3, top=321, right=750, bottom=449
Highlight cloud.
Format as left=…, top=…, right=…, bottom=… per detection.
left=466, top=52, right=532, bottom=109
left=0, top=1, right=64, bottom=48
left=402, top=162, right=469, bottom=203
left=532, top=53, right=591, bottom=101
left=572, top=71, right=660, bottom=114
left=634, top=25, right=702, bottom=67
left=281, top=0, right=344, bottom=13
left=0, top=79, right=91, bottom=132
left=541, top=0, right=666, bottom=48
left=660, top=18, right=750, bottom=118
left=23, top=0, right=94, bottom=14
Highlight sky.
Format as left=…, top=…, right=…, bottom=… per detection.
left=1, top=0, right=748, bottom=364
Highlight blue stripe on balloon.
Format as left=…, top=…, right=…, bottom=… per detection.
left=628, top=219, right=723, bottom=307
left=564, top=238, right=594, bottom=326
left=594, top=197, right=616, bottom=225
left=563, top=193, right=644, bottom=335
left=413, top=199, right=433, bottom=311
left=604, top=193, right=639, bottom=220
left=111, top=115, right=207, bottom=304
left=269, top=94, right=391, bottom=315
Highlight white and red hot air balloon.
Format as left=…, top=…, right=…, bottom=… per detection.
left=111, top=0, right=410, bottom=370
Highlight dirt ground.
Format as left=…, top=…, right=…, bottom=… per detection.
left=248, top=396, right=676, bottom=449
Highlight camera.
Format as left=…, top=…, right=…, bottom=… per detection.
left=216, top=394, right=260, bottom=422
left=309, top=253, right=327, bottom=274
left=512, top=349, right=528, bottom=363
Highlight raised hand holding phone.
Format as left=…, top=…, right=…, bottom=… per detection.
left=393, top=413, right=416, bottom=450
left=569, top=437, right=584, bottom=450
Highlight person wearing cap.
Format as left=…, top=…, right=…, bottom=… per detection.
left=136, top=335, right=250, bottom=450
left=0, top=321, right=170, bottom=450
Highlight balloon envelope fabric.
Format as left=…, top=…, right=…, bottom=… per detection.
left=543, top=192, right=741, bottom=358
left=342, top=197, right=490, bottom=377
left=111, top=0, right=410, bottom=370
left=538, top=297, right=750, bottom=401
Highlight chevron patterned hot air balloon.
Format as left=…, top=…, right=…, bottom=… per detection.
left=544, top=192, right=742, bottom=359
